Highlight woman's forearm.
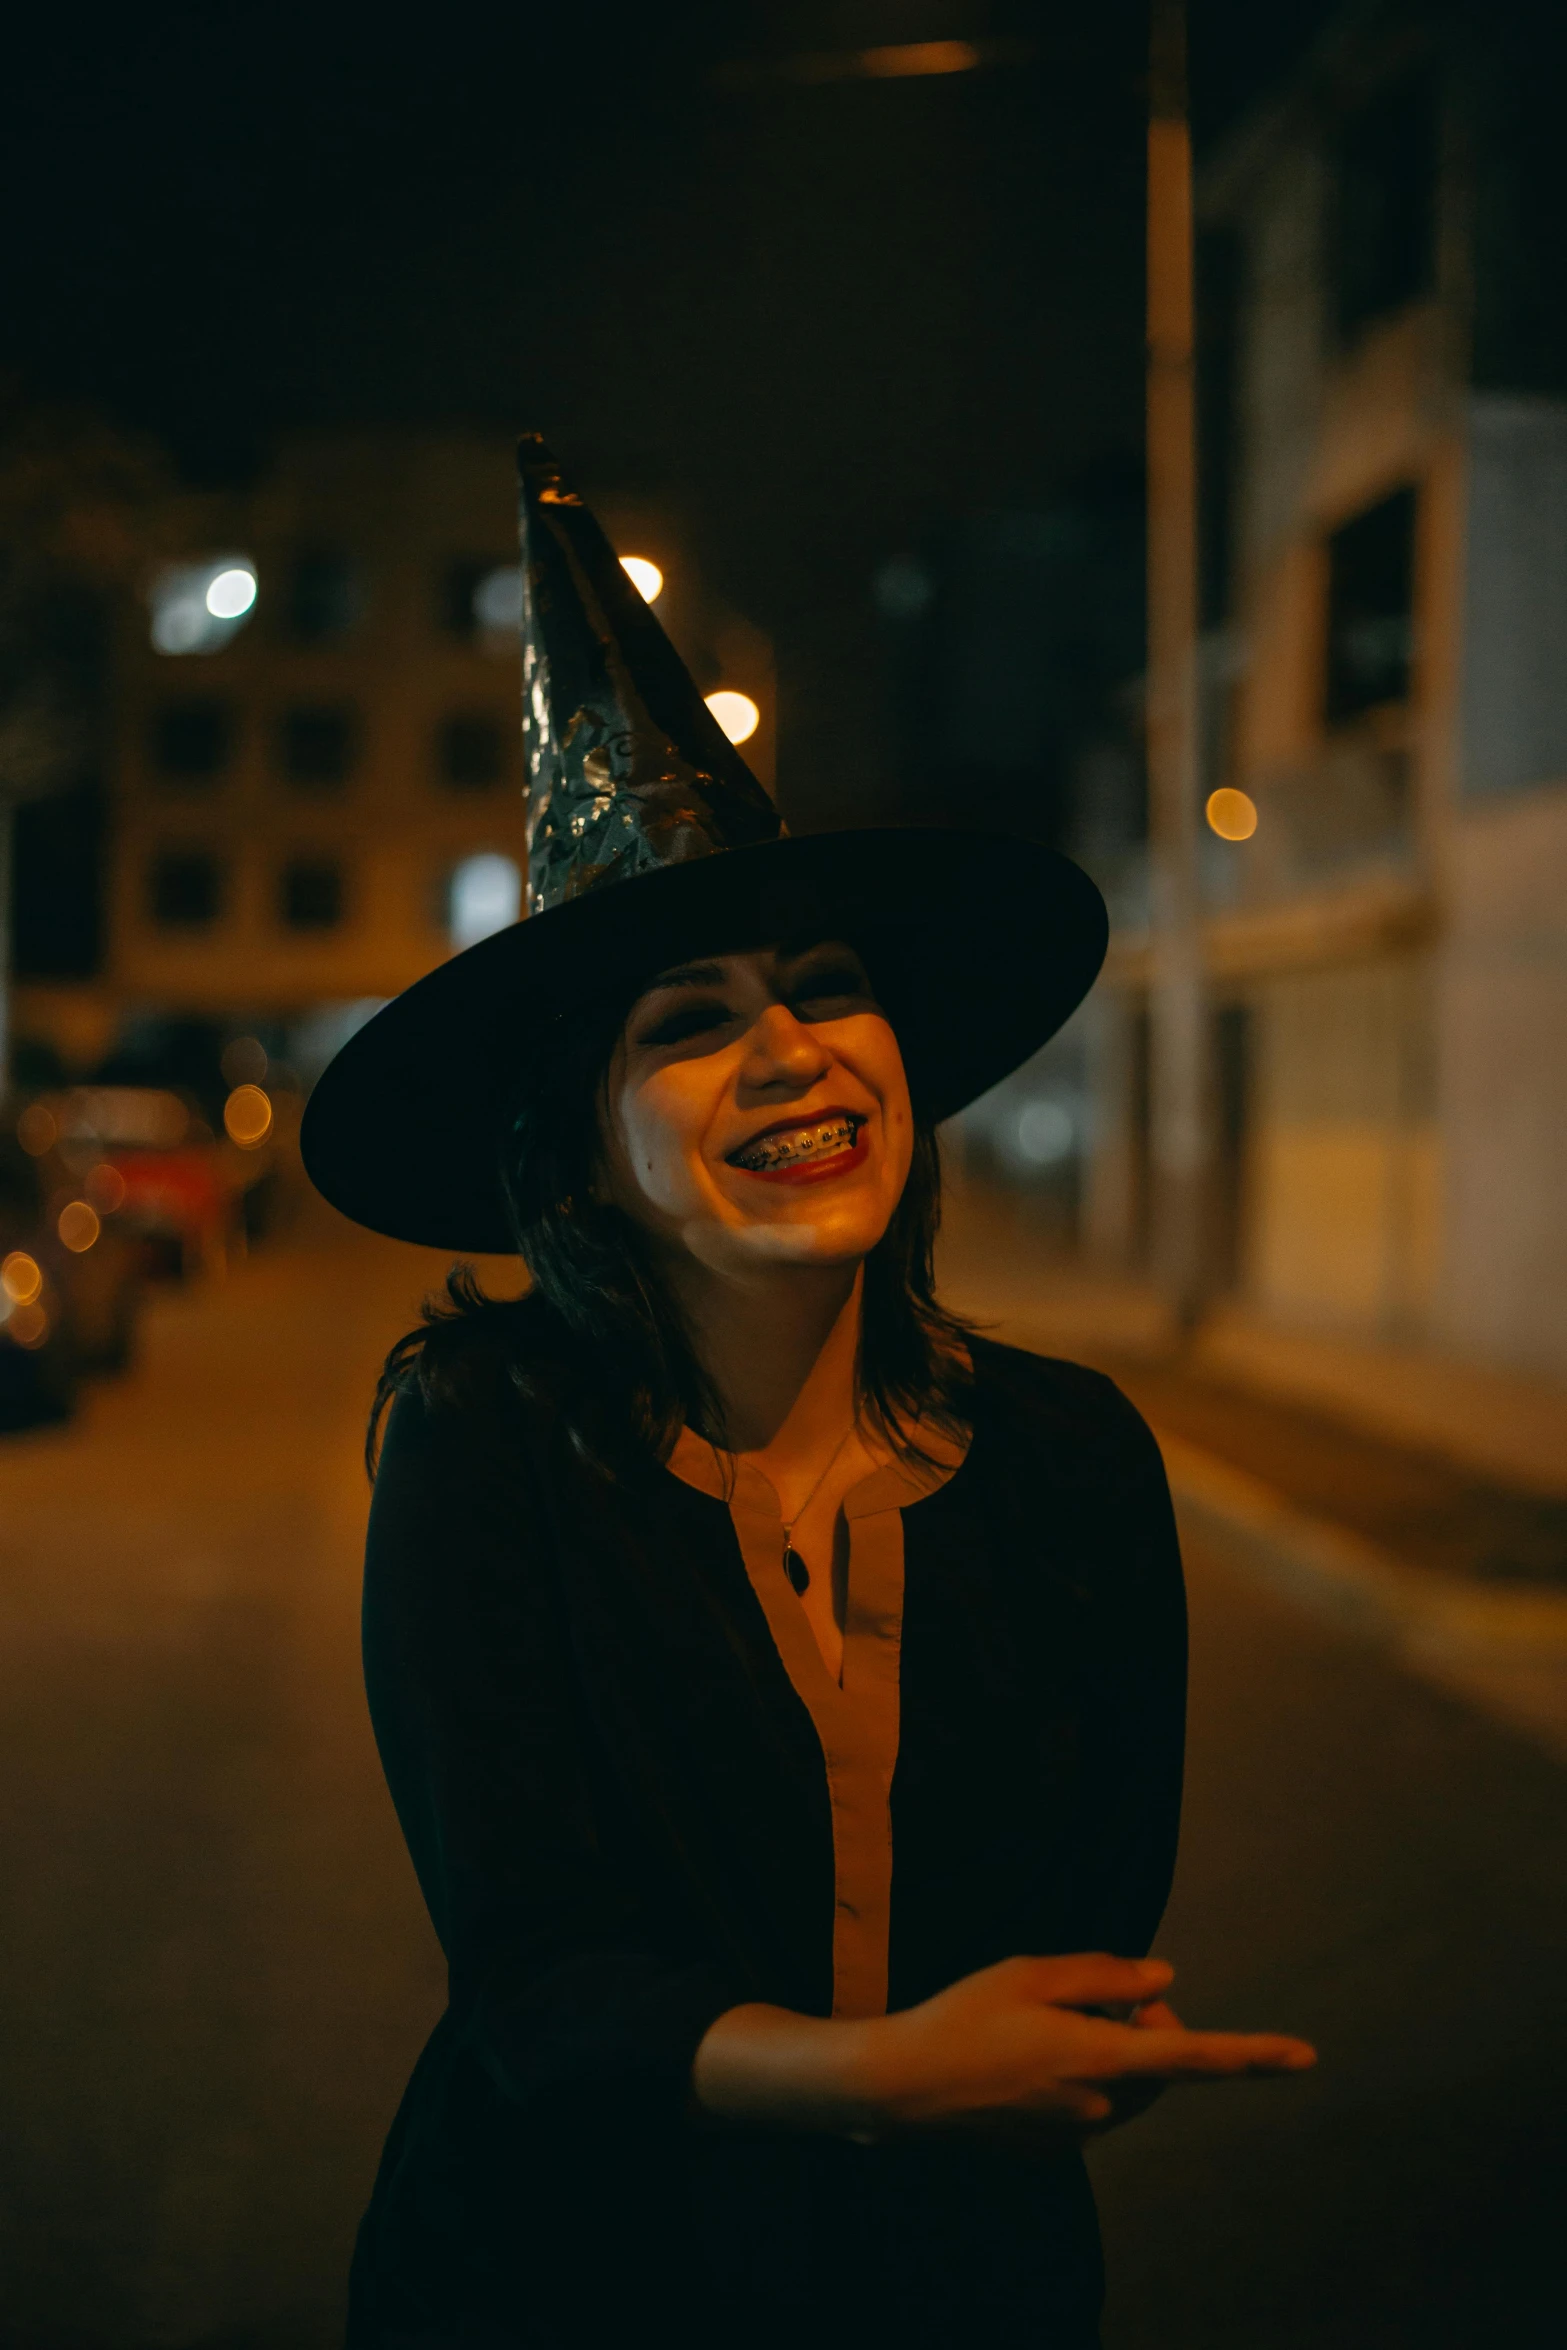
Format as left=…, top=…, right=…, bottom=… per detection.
left=692, top=1957, right=1314, bottom=2143
left=691, top=2002, right=880, bottom=2133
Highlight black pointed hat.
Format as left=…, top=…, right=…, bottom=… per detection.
left=302, top=436, right=1108, bottom=1252
left=514, top=429, right=780, bottom=909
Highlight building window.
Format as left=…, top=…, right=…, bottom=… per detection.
left=441, top=558, right=487, bottom=640
left=447, top=852, right=521, bottom=949
left=1330, top=72, right=1437, bottom=344
left=435, top=710, right=508, bottom=790
left=277, top=703, right=359, bottom=791
left=287, top=551, right=363, bottom=643
left=1325, top=487, right=1417, bottom=724
left=150, top=699, right=235, bottom=785
left=279, top=857, right=345, bottom=931
left=148, top=850, right=223, bottom=928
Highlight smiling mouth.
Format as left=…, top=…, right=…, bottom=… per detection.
left=727, top=1113, right=864, bottom=1175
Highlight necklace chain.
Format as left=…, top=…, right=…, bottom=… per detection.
left=708, top=1422, right=860, bottom=1599
left=780, top=1421, right=859, bottom=1541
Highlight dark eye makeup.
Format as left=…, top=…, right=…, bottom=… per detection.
left=630, top=949, right=875, bottom=1051
left=789, top=957, right=871, bottom=1002
left=634, top=998, right=734, bottom=1049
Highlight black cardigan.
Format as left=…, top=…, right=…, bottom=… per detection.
left=350, top=1318, right=1186, bottom=2350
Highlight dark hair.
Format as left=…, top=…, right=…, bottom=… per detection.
left=370, top=961, right=973, bottom=1477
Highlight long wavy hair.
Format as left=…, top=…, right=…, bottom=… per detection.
left=369, top=954, right=973, bottom=1479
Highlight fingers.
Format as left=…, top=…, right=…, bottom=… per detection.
left=1005, top=1952, right=1174, bottom=2009
left=1130, top=1998, right=1183, bottom=2031
left=1101, top=2026, right=1317, bottom=2080
left=981, top=1956, right=1316, bottom=2096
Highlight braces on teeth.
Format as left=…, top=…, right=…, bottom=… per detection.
left=733, top=1117, right=858, bottom=1172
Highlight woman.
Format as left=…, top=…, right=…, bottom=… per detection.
left=303, top=439, right=1314, bottom=2350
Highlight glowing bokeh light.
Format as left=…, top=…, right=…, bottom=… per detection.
left=2, top=1251, right=44, bottom=1306
left=705, top=689, right=760, bottom=745
left=86, top=1163, right=127, bottom=1214
left=1206, top=787, right=1259, bottom=842
left=224, top=1084, right=274, bottom=1147
left=473, top=565, right=523, bottom=633
left=1014, top=1100, right=1075, bottom=1166
left=151, top=595, right=208, bottom=654
left=205, top=565, right=258, bottom=619
left=58, top=1201, right=101, bottom=1253
left=17, top=1104, right=56, bottom=1156
left=449, top=852, right=522, bottom=950
left=7, top=1300, right=48, bottom=1348
left=620, top=556, right=664, bottom=603
left=150, top=555, right=259, bottom=654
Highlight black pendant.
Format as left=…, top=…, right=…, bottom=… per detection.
left=782, top=1542, right=810, bottom=1596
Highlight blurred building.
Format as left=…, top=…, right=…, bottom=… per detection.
left=875, top=468, right=1146, bottom=1231
left=14, top=431, right=773, bottom=1084
left=1084, top=0, right=1567, bottom=1380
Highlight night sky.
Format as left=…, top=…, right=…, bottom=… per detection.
left=6, top=2, right=1334, bottom=820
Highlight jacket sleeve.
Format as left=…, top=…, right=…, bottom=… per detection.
left=363, top=1382, right=740, bottom=2122
left=1072, top=1372, right=1188, bottom=1959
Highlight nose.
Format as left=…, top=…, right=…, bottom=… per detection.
left=739, top=1002, right=832, bottom=1095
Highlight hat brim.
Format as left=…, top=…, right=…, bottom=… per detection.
left=300, top=827, right=1107, bottom=1252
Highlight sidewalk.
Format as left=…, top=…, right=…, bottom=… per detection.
left=939, top=1187, right=1567, bottom=1495
left=936, top=1181, right=1567, bottom=1766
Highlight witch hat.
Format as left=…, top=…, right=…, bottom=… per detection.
left=301, top=436, right=1107, bottom=1252
left=513, top=429, right=779, bottom=909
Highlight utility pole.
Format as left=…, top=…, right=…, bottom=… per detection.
left=0, top=797, right=11, bottom=1096
left=1146, top=0, right=1209, bottom=1328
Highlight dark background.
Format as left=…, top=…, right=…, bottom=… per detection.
left=4, top=0, right=1331, bottom=834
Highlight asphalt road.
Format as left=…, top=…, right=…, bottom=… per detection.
left=1, top=1214, right=1563, bottom=2349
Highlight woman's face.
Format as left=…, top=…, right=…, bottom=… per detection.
left=598, top=939, right=914, bottom=1279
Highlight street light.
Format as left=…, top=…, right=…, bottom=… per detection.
left=205, top=565, right=258, bottom=619
left=223, top=1085, right=274, bottom=1148
left=1206, top=787, right=1258, bottom=841
left=620, top=556, right=663, bottom=603
left=150, top=555, right=259, bottom=654
left=704, top=689, right=760, bottom=745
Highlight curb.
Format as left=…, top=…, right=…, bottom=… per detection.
left=1157, top=1429, right=1567, bottom=1768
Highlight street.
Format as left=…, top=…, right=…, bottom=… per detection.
left=2, top=1214, right=1564, bottom=2348
left=1090, top=1519, right=1566, bottom=2348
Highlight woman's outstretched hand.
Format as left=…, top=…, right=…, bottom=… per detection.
left=692, top=1953, right=1315, bottom=2143
left=855, top=1953, right=1314, bottom=2141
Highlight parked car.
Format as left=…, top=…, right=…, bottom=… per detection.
left=0, top=1116, right=143, bottom=1429
left=24, top=1084, right=277, bottom=1282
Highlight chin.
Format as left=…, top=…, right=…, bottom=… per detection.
left=727, top=1207, right=892, bottom=1267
